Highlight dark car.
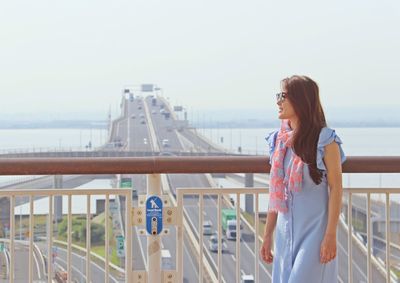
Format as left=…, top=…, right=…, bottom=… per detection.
left=113, top=137, right=123, bottom=147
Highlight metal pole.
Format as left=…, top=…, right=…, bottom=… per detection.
left=147, top=174, right=161, bottom=283
left=385, top=193, right=390, bottom=283
left=126, top=189, right=133, bottom=283
left=127, top=105, right=131, bottom=150
left=48, top=196, right=53, bottom=283
left=367, top=193, right=372, bottom=283
left=29, top=196, right=33, bottom=283
left=10, top=196, right=15, bottom=283
left=347, top=193, right=353, bottom=283
left=86, top=195, right=91, bottom=283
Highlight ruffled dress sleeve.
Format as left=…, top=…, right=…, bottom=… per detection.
left=265, top=130, right=279, bottom=165
left=317, top=127, right=346, bottom=171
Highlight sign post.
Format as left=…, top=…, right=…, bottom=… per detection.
left=146, top=174, right=162, bottom=283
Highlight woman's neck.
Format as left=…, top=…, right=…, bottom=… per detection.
left=288, top=119, right=299, bottom=131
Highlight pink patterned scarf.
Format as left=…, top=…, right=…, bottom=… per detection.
left=269, top=120, right=304, bottom=213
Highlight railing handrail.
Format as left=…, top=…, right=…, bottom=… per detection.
left=0, top=156, right=400, bottom=175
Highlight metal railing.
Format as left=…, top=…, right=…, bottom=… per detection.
left=0, top=188, right=132, bottom=283
left=0, top=156, right=399, bottom=283
left=344, top=188, right=400, bottom=283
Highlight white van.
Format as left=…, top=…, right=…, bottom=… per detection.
left=162, top=139, right=170, bottom=147
left=226, top=219, right=239, bottom=240
left=241, top=274, right=254, bottom=283
left=161, top=249, right=172, bottom=270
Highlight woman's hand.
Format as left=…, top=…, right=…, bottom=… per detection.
left=320, top=234, right=337, bottom=264
left=260, top=236, right=274, bottom=264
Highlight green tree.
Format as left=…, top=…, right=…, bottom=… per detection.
left=80, top=223, right=105, bottom=244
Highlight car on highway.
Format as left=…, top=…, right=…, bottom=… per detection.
left=161, top=139, right=169, bottom=147
left=203, top=220, right=213, bottom=235
left=138, top=106, right=142, bottom=110
left=131, top=114, right=136, bottom=119
left=113, top=137, right=123, bottom=147
left=140, top=119, right=146, bottom=125
left=143, top=138, right=148, bottom=145
left=104, top=143, right=116, bottom=149
left=161, top=249, right=172, bottom=270
left=241, top=274, right=254, bottom=283
left=208, top=234, right=227, bottom=253
left=151, top=110, right=157, bottom=115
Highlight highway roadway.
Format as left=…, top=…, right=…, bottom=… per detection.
left=145, top=96, right=273, bottom=282
left=115, top=96, right=198, bottom=282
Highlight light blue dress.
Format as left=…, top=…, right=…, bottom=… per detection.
left=266, top=127, right=346, bottom=283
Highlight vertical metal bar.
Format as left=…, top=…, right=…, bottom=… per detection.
left=48, top=196, right=53, bottom=283
left=105, top=194, right=110, bottom=283
left=255, top=193, right=260, bottom=283
left=29, top=196, right=34, bottom=283
left=86, top=195, right=91, bottom=283
left=10, top=196, right=15, bottom=283
left=199, top=194, right=204, bottom=283
left=367, top=193, right=372, bottom=283
left=347, top=193, right=353, bottom=283
left=385, top=193, right=390, bottom=283
left=126, top=190, right=133, bottom=283
left=217, top=194, right=222, bottom=283
left=177, top=190, right=184, bottom=283
left=147, top=174, right=161, bottom=283
left=67, top=195, right=72, bottom=283
left=236, top=193, right=240, bottom=283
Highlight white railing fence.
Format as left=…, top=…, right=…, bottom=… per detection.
left=0, top=188, right=132, bottom=283
left=0, top=181, right=399, bottom=282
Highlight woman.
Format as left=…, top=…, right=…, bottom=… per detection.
left=260, top=75, right=346, bottom=283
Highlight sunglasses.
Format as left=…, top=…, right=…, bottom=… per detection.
left=276, top=92, right=287, bottom=102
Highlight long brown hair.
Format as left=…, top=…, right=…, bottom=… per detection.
left=282, top=75, right=327, bottom=184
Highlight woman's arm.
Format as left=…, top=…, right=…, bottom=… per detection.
left=263, top=211, right=278, bottom=239
left=260, top=211, right=278, bottom=263
left=320, top=141, right=343, bottom=263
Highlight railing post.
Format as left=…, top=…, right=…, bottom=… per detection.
left=245, top=173, right=254, bottom=213
left=125, top=189, right=133, bottom=283
left=177, top=190, right=184, bottom=283
left=147, top=174, right=161, bottom=283
left=53, top=175, right=63, bottom=223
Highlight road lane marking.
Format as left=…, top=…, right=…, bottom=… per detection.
left=206, top=195, right=273, bottom=280
left=135, top=226, right=147, bottom=269
left=338, top=239, right=367, bottom=281
left=56, top=247, right=119, bottom=283
left=184, top=240, right=199, bottom=279
left=56, top=256, right=89, bottom=282
left=241, top=236, right=272, bottom=279
left=32, top=247, right=42, bottom=280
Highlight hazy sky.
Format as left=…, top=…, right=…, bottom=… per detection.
left=1, top=1, right=399, bottom=120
